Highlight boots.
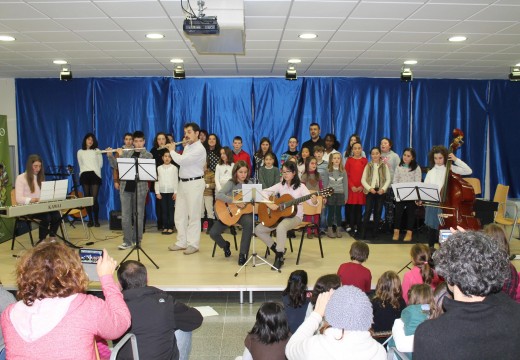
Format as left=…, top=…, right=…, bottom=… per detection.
left=327, top=227, right=335, bottom=238
left=273, top=251, right=284, bottom=270
left=404, top=230, right=413, bottom=242
left=393, top=229, right=400, bottom=241
left=336, top=227, right=342, bottom=238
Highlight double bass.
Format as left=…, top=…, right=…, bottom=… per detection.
left=439, top=129, right=481, bottom=230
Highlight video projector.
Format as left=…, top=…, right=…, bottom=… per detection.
left=183, top=16, right=220, bottom=35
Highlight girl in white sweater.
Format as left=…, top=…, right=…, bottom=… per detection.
left=215, top=147, right=234, bottom=193
left=77, top=133, right=103, bottom=227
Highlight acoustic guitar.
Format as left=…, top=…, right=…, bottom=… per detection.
left=258, top=187, right=334, bottom=228
left=215, top=193, right=254, bottom=226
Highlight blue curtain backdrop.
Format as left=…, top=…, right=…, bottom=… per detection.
left=488, top=81, right=520, bottom=198
left=412, top=79, right=489, bottom=187
left=252, top=78, right=332, bottom=158
left=332, top=78, right=411, bottom=156
left=16, top=78, right=93, bottom=180
left=15, top=77, right=517, bottom=219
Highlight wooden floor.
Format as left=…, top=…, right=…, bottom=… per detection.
left=2, top=221, right=520, bottom=296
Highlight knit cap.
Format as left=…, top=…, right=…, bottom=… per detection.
left=324, top=285, right=373, bottom=331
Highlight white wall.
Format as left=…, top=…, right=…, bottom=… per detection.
left=0, top=78, right=18, bottom=175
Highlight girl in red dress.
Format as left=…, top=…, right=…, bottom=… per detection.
left=345, top=142, right=368, bottom=237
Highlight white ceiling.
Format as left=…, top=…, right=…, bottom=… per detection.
left=1, top=0, right=519, bottom=79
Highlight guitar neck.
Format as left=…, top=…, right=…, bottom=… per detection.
left=282, top=192, right=317, bottom=208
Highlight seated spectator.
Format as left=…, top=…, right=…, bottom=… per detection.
left=0, top=243, right=130, bottom=359
left=391, top=284, right=434, bottom=355
left=337, top=240, right=372, bottom=292
left=285, top=286, right=386, bottom=360
left=0, top=281, right=16, bottom=360
left=371, top=271, right=406, bottom=336
left=414, top=231, right=520, bottom=360
left=116, top=260, right=203, bottom=360
left=240, top=302, right=291, bottom=360
left=430, top=282, right=452, bottom=319
left=483, top=223, right=519, bottom=300
left=402, top=244, right=441, bottom=303
left=306, top=274, right=341, bottom=318
left=282, top=270, right=310, bottom=334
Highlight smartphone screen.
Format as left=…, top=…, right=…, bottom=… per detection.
left=439, top=230, right=452, bottom=244
left=79, top=249, right=103, bottom=264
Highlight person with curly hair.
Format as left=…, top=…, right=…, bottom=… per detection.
left=0, top=242, right=130, bottom=359
left=414, top=231, right=520, bottom=360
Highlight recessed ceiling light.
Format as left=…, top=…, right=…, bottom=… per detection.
left=404, top=60, right=418, bottom=65
left=449, top=36, right=467, bottom=42
left=288, top=59, right=301, bottom=64
left=53, top=60, right=68, bottom=65
left=146, top=33, right=164, bottom=39
left=0, top=35, right=15, bottom=42
left=516, top=63, right=520, bottom=67
left=170, top=58, right=184, bottom=64
left=299, top=33, right=317, bottom=39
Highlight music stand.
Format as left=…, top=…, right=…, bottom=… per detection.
left=117, top=157, right=159, bottom=269
left=234, top=185, right=279, bottom=276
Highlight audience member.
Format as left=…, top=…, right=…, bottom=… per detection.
left=240, top=302, right=291, bottom=360
left=282, top=270, right=310, bottom=334
left=414, top=231, right=520, bottom=360
left=1, top=243, right=130, bottom=359
left=391, top=284, right=434, bottom=355
left=483, top=223, right=519, bottom=300
left=0, top=281, right=15, bottom=360
left=306, top=274, right=341, bottom=318
left=337, top=240, right=372, bottom=292
left=116, top=260, right=203, bottom=360
left=285, top=286, right=386, bottom=360
left=430, top=282, right=452, bottom=320
left=371, top=271, right=406, bottom=335
left=402, top=244, right=441, bottom=303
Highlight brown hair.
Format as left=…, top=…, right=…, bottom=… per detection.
left=408, top=284, right=435, bottom=317
left=483, top=223, right=510, bottom=255
left=16, top=242, right=89, bottom=306
left=350, top=240, right=369, bottom=263
left=25, top=154, right=45, bottom=193
left=430, top=282, right=452, bottom=319
left=327, top=152, right=344, bottom=173
left=411, top=244, right=434, bottom=285
left=219, top=146, right=234, bottom=166
left=232, top=160, right=250, bottom=184
left=428, top=145, right=449, bottom=168
left=373, top=271, right=403, bottom=309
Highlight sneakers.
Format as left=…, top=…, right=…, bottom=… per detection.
left=168, top=245, right=187, bottom=251
left=183, top=246, right=199, bottom=255
left=327, top=227, right=335, bottom=238
left=223, top=241, right=231, bottom=257
left=238, top=253, right=247, bottom=265
left=118, top=243, right=132, bottom=250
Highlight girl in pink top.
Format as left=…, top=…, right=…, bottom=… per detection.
left=1, top=242, right=131, bottom=360
left=402, top=244, right=441, bottom=303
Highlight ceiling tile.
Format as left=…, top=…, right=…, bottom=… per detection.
left=95, top=1, right=169, bottom=18
left=290, top=1, right=357, bottom=17
left=30, top=2, right=107, bottom=18
left=0, top=3, right=48, bottom=19
left=350, top=2, right=425, bottom=19
left=409, top=4, right=487, bottom=21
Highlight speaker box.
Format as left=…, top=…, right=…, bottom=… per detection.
left=109, top=210, right=122, bottom=230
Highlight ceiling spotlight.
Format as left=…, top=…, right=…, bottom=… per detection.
left=298, top=33, right=317, bottom=39
left=286, top=66, right=297, bottom=81
left=60, top=65, right=72, bottom=81
left=288, top=58, right=301, bottom=64
left=170, top=58, right=184, bottom=64
left=173, top=65, right=185, bottom=79
left=53, top=60, right=68, bottom=65
left=146, top=33, right=164, bottom=39
left=509, top=66, right=520, bottom=82
left=0, top=35, right=15, bottom=42
left=404, top=60, right=418, bottom=65
left=400, top=66, right=413, bottom=82
left=448, top=36, right=467, bottom=42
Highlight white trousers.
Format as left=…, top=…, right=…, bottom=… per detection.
left=174, top=178, right=205, bottom=249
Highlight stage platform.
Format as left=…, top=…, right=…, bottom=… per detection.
left=2, top=222, right=520, bottom=303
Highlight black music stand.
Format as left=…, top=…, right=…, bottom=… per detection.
left=234, top=185, right=279, bottom=276
left=117, top=157, right=159, bottom=269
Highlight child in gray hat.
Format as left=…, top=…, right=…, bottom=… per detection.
left=285, top=285, right=386, bottom=360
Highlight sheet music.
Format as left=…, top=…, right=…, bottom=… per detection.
left=117, top=158, right=157, bottom=181
left=39, top=179, right=69, bottom=202
left=391, top=182, right=440, bottom=202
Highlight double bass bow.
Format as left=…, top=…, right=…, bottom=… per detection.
left=438, top=129, right=481, bottom=230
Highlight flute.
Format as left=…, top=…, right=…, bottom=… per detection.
left=98, top=141, right=186, bottom=154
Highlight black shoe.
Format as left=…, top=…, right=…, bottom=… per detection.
left=230, top=226, right=237, bottom=235
left=94, top=221, right=100, bottom=227
left=287, top=230, right=296, bottom=239
left=87, top=220, right=94, bottom=227
left=238, top=253, right=247, bottom=265
left=273, top=253, right=284, bottom=270
left=223, top=241, right=231, bottom=257
left=268, top=242, right=278, bottom=256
